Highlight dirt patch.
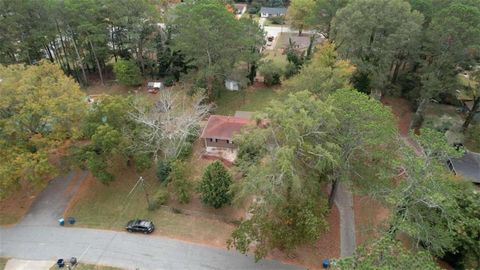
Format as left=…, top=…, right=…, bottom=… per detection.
left=269, top=205, right=341, bottom=270
left=381, top=97, right=414, bottom=136
left=354, top=195, right=389, bottom=246
left=0, top=183, right=42, bottom=226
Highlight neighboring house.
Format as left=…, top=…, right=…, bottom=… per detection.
left=225, top=79, right=240, bottom=91
left=260, top=7, right=287, bottom=18
left=200, top=115, right=251, bottom=161
left=234, top=3, right=247, bottom=15
left=447, top=150, right=480, bottom=184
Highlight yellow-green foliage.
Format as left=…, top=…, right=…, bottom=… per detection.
left=0, top=61, right=86, bottom=197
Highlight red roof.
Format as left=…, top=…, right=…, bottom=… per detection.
left=201, top=115, right=251, bottom=140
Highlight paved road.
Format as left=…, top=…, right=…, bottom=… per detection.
left=0, top=226, right=301, bottom=270
left=334, top=183, right=356, bottom=257
left=1, top=170, right=301, bottom=270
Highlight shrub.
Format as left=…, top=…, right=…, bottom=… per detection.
left=177, top=142, right=193, bottom=160
left=148, top=188, right=169, bottom=210
left=168, top=161, right=192, bottom=204
left=113, top=59, right=142, bottom=86
left=270, top=16, right=285, bottom=25
left=164, top=76, right=175, bottom=87
left=259, top=62, right=282, bottom=86
left=156, top=160, right=171, bottom=183
left=197, top=161, right=233, bottom=208
left=284, top=62, right=299, bottom=79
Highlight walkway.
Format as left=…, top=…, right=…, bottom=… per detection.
left=334, top=183, right=356, bottom=257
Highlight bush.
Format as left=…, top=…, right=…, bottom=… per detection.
left=270, top=16, right=285, bottom=25
left=259, top=62, right=282, bottom=86
left=177, top=142, right=193, bottom=160
left=168, top=161, right=192, bottom=204
left=113, top=59, right=142, bottom=86
left=148, top=188, right=169, bottom=210
left=156, top=160, right=171, bottom=183
left=284, top=62, right=299, bottom=79
left=164, top=76, right=175, bottom=87
left=197, top=161, right=233, bottom=208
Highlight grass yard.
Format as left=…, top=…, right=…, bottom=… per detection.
left=215, top=87, right=283, bottom=115
left=65, top=161, right=235, bottom=248
left=423, top=102, right=464, bottom=131
left=50, top=263, right=123, bottom=270
left=0, top=258, right=8, bottom=270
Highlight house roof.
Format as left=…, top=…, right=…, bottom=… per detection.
left=200, top=115, right=251, bottom=140
left=234, top=3, right=246, bottom=10
left=449, top=151, right=480, bottom=183
left=260, top=7, right=287, bottom=15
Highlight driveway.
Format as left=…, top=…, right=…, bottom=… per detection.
left=1, top=170, right=302, bottom=270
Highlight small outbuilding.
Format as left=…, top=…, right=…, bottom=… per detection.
left=225, top=79, right=240, bottom=91
left=260, top=7, right=287, bottom=18
left=447, top=150, right=480, bottom=184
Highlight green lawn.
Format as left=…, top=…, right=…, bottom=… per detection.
left=0, top=258, right=8, bottom=270
left=50, top=263, right=123, bottom=270
left=66, top=163, right=234, bottom=247
left=215, top=88, right=283, bottom=115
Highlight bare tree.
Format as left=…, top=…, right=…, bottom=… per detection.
left=129, top=89, right=212, bottom=161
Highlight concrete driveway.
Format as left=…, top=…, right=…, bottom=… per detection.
left=4, top=259, right=54, bottom=270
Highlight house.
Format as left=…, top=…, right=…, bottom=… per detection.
left=447, top=150, right=480, bottom=184
left=260, top=7, right=287, bottom=18
left=200, top=115, right=251, bottom=161
left=225, top=79, right=240, bottom=91
left=234, top=3, right=247, bottom=15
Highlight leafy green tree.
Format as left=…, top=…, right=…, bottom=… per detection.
left=168, top=161, right=192, bottom=204
left=229, top=91, right=338, bottom=259
left=284, top=42, right=355, bottom=96
left=113, top=58, right=142, bottom=86
left=333, top=237, right=441, bottom=270
left=198, top=161, right=233, bottom=208
left=258, top=61, right=282, bottom=86
left=0, top=61, right=86, bottom=197
left=332, top=0, right=424, bottom=97
left=171, top=0, right=263, bottom=97
left=286, top=0, right=316, bottom=35
left=325, top=88, right=398, bottom=207
left=313, top=0, right=349, bottom=38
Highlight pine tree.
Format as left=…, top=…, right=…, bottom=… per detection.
left=198, top=161, right=233, bottom=208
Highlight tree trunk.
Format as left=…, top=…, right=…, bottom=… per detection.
left=87, top=38, right=104, bottom=85
left=328, top=179, right=339, bottom=209
left=390, top=61, right=401, bottom=84
left=462, top=97, right=479, bottom=131
left=111, top=25, right=117, bottom=62
left=55, top=20, right=72, bottom=75
left=138, top=39, right=145, bottom=75
left=410, top=98, right=428, bottom=129
left=44, top=44, right=55, bottom=63
left=71, top=33, right=88, bottom=86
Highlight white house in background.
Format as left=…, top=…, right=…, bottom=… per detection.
left=225, top=79, right=240, bottom=91
left=260, top=7, right=287, bottom=18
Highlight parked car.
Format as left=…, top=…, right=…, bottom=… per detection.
left=126, top=219, right=155, bottom=234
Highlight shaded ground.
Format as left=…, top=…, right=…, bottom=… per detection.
left=270, top=205, right=341, bottom=270
left=381, top=97, right=413, bottom=136
left=353, top=195, right=389, bottom=246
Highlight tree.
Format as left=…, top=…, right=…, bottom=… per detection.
left=258, top=61, right=282, bottom=86
left=197, top=161, right=233, bottom=208
left=171, top=0, right=264, bottom=97
left=286, top=0, right=316, bottom=36
left=168, top=160, right=192, bottom=204
left=325, top=88, right=398, bottom=207
left=333, top=237, right=441, bottom=270
left=284, top=42, right=355, bottom=96
left=313, top=0, right=349, bottom=38
left=0, top=61, right=86, bottom=197
left=459, top=70, right=480, bottom=131
left=229, top=91, right=338, bottom=259
left=129, top=89, right=211, bottom=161
left=332, top=0, right=424, bottom=97
left=113, top=58, right=142, bottom=86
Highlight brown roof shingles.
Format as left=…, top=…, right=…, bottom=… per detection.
left=200, top=115, right=251, bottom=141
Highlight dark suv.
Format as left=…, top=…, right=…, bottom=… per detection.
left=126, top=219, right=155, bottom=234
